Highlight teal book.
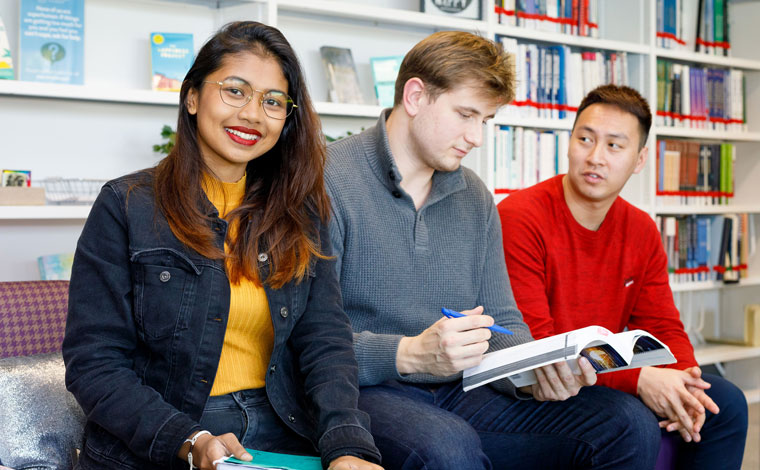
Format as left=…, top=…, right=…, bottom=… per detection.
left=150, top=32, right=193, bottom=92
left=19, top=0, right=84, bottom=84
left=38, top=252, right=74, bottom=280
left=217, top=449, right=321, bottom=470
left=369, top=55, right=403, bottom=108
left=0, top=15, right=13, bottom=79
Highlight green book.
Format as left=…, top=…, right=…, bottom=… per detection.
left=217, top=449, right=321, bottom=470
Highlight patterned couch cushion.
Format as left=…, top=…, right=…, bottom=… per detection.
left=0, top=281, right=69, bottom=359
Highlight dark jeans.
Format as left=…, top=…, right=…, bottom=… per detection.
left=199, top=388, right=315, bottom=456
left=359, top=380, right=660, bottom=470
left=661, top=373, right=748, bottom=470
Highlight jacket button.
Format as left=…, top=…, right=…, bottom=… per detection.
left=258, top=252, right=268, bottom=262
left=392, top=190, right=402, bottom=198
left=388, top=170, right=395, bottom=181
left=269, top=364, right=276, bottom=373
left=280, top=306, right=289, bottom=318
left=159, top=271, right=171, bottom=282
left=288, top=414, right=296, bottom=423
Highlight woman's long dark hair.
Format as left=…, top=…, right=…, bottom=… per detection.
left=154, top=21, right=329, bottom=288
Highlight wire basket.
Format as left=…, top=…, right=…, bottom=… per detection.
left=37, top=178, right=107, bottom=205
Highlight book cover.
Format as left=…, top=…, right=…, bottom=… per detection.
left=19, top=0, right=84, bottom=84
left=369, top=55, right=403, bottom=108
left=218, top=449, right=321, bottom=470
left=0, top=15, right=13, bottom=79
left=150, top=32, right=194, bottom=92
left=463, top=326, right=676, bottom=391
left=319, top=46, right=363, bottom=105
left=38, top=252, right=74, bottom=280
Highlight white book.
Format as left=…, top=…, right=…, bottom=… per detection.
left=538, top=131, right=556, bottom=182
left=463, top=325, right=676, bottom=391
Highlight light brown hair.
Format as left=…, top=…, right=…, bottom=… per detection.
left=394, top=31, right=515, bottom=106
left=573, top=84, right=652, bottom=150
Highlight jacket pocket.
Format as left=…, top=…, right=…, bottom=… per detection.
left=131, top=248, right=200, bottom=340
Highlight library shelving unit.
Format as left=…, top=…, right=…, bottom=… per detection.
left=0, top=0, right=757, bottom=397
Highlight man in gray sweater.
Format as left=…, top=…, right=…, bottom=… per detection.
left=325, top=31, right=660, bottom=470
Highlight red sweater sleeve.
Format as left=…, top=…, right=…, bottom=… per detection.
left=498, top=194, right=558, bottom=340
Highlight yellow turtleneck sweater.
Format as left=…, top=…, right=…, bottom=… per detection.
left=203, top=174, right=274, bottom=396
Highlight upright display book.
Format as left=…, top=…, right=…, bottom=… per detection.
left=38, top=252, right=74, bottom=280
left=0, top=15, right=14, bottom=79
left=463, top=325, right=676, bottom=391
left=319, top=45, right=363, bottom=104
left=370, top=55, right=403, bottom=108
left=150, top=32, right=193, bottom=92
left=217, top=449, right=321, bottom=470
left=19, top=0, right=84, bottom=84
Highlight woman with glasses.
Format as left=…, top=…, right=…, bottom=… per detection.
left=63, top=21, right=382, bottom=470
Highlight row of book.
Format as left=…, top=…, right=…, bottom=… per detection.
left=499, top=37, right=630, bottom=120
left=656, top=139, right=734, bottom=206
left=656, top=60, right=746, bottom=131
left=495, top=0, right=599, bottom=38
left=493, top=126, right=570, bottom=192
left=657, top=0, right=731, bottom=56
left=657, top=213, right=754, bottom=284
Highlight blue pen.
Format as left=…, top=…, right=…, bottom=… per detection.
left=441, top=307, right=514, bottom=335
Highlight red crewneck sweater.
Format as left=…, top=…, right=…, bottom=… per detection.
left=498, top=175, right=697, bottom=396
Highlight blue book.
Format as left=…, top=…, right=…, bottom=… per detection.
left=0, top=15, right=13, bottom=79
left=18, top=0, right=84, bottom=85
left=19, top=0, right=84, bottom=84
left=696, top=216, right=709, bottom=280
left=38, top=252, right=74, bottom=280
left=150, top=32, right=194, bottom=92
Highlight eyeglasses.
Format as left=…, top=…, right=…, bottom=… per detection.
left=203, top=79, right=297, bottom=120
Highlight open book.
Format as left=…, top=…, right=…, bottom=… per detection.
left=217, top=449, right=321, bottom=470
left=463, top=325, right=676, bottom=391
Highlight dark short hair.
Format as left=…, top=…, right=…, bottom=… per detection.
left=394, top=31, right=515, bottom=106
left=573, top=84, right=652, bottom=149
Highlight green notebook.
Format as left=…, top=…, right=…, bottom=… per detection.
left=217, top=449, right=321, bottom=470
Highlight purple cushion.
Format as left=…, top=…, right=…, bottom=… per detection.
left=655, top=434, right=679, bottom=470
left=0, top=281, right=69, bottom=358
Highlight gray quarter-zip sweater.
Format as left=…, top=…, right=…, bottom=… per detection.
left=325, top=109, right=533, bottom=396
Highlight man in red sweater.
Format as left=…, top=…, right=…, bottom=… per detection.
left=499, top=84, right=747, bottom=469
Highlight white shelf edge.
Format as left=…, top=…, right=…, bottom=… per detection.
left=654, top=126, right=760, bottom=142
left=0, top=205, right=92, bottom=220
left=693, top=343, right=760, bottom=365
left=654, top=205, right=760, bottom=215
left=655, top=48, right=760, bottom=71
left=314, top=101, right=384, bottom=118
left=0, top=80, right=179, bottom=106
left=275, top=0, right=486, bottom=32
left=492, top=114, right=574, bottom=130
left=670, top=277, right=760, bottom=292
left=493, top=25, right=650, bottom=54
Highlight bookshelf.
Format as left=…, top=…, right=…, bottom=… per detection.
left=0, top=0, right=758, bottom=397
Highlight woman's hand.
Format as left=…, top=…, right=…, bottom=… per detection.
left=328, top=455, right=384, bottom=470
left=178, top=431, right=252, bottom=470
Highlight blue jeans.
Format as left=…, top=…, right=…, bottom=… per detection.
left=199, top=388, right=316, bottom=456
left=660, top=373, right=747, bottom=470
left=359, top=380, right=661, bottom=470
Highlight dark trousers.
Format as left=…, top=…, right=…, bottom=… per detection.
left=662, top=373, right=748, bottom=470
left=359, top=380, right=661, bottom=470
left=199, top=388, right=314, bottom=456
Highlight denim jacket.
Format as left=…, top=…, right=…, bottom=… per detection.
left=62, top=171, right=380, bottom=470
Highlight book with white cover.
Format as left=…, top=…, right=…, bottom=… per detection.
left=463, top=325, right=676, bottom=391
